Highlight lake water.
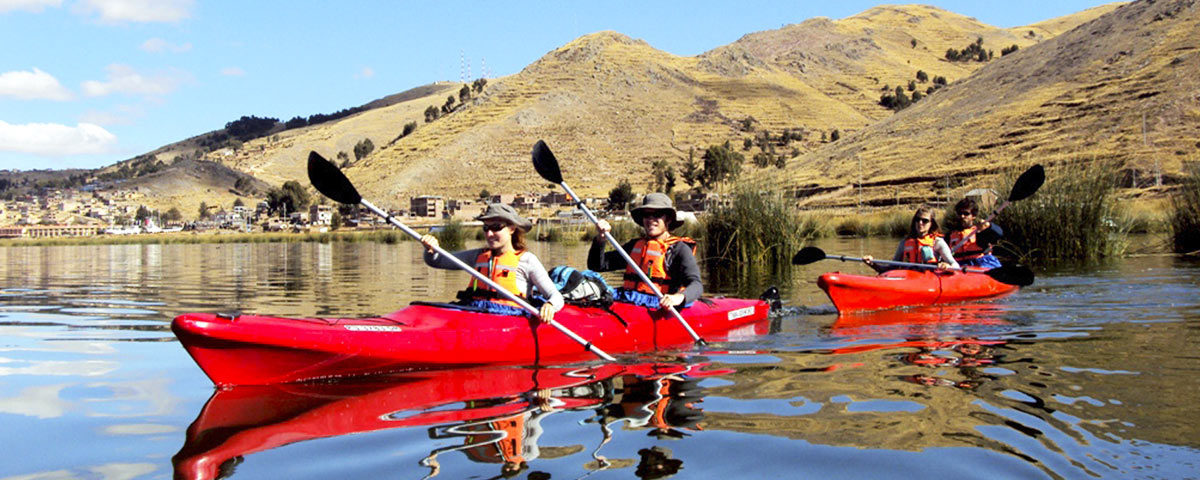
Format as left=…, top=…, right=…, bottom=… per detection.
left=1, top=237, right=1198, bottom=479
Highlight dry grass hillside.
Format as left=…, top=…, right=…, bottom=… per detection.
left=318, top=4, right=1113, bottom=208
left=112, top=4, right=1128, bottom=216
left=760, top=0, right=1198, bottom=209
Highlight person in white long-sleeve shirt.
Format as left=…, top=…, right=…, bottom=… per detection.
left=862, top=205, right=960, bottom=273
left=421, top=203, right=563, bottom=322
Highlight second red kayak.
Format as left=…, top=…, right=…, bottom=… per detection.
left=173, top=297, right=770, bottom=386
left=817, top=269, right=1018, bottom=313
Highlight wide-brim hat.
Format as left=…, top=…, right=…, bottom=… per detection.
left=629, top=193, right=683, bottom=230
left=476, top=203, right=532, bottom=231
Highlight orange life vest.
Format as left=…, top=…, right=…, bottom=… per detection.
left=948, top=228, right=989, bottom=261
left=463, top=414, right=526, bottom=465
left=901, top=233, right=941, bottom=264
left=468, top=249, right=525, bottom=306
left=622, top=236, right=697, bottom=294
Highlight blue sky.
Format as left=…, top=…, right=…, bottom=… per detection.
left=0, top=0, right=1117, bottom=171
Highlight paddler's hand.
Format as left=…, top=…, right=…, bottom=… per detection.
left=419, top=234, right=439, bottom=253
left=538, top=302, right=558, bottom=324
left=936, top=261, right=952, bottom=271
left=660, top=293, right=685, bottom=309
left=862, top=255, right=874, bottom=266
left=594, top=219, right=611, bottom=243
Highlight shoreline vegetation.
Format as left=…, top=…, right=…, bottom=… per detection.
left=4, top=160, right=1188, bottom=264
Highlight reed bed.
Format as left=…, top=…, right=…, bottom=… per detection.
left=1170, top=163, right=1200, bottom=254
left=703, top=188, right=813, bottom=270
left=993, top=159, right=1129, bottom=263
left=830, top=209, right=910, bottom=237
left=436, top=218, right=466, bottom=251
left=0, top=229, right=412, bottom=247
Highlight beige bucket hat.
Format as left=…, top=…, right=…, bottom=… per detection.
left=476, top=203, right=533, bottom=231
left=629, top=193, right=683, bottom=230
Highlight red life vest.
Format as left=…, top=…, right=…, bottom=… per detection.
left=468, top=249, right=525, bottom=306
left=948, top=228, right=989, bottom=261
left=901, top=233, right=941, bottom=264
left=623, top=236, right=697, bottom=294
left=463, top=414, right=526, bottom=464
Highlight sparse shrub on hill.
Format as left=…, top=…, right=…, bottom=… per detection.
left=916, top=70, right=928, bottom=82
left=424, top=105, right=440, bottom=122
left=933, top=75, right=947, bottom=86
left=441, top=95, right=456, bottom=114
left=945, top=37, right=992, bottom=62
left=353, top=138, right=374, bottom=161
left=907, top=80, right=916, bottom=92
left=743, top=138, right=753, bottom=150
left=739, top=117, right=755, bottom=132
left=753, top=152, right=771, bottom=168
left=1001, top=44, right=1020, bottom=56
left=459, top=85, right=471, bottom=103
left=775, top=153, right=788, bottom=169
left=402, top=121, right=417, bottom=137
left=472, top=78, right=487, bottom=93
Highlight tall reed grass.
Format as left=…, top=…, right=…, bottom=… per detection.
left=704, top=188, right=814, bottom=269
left=1170, top=163, right=1200, bottom=254
left=436, top=218, right=466, bottom=251
left=994, top=159, right=1129, bottom=263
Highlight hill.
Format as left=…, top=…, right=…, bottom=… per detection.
left=758, top=0, right=1197, bottom=209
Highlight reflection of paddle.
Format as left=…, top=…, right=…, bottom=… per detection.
left=791, top=246, right=1034, bottom=286
left=306, top=151, right=615, bottom=362
left=531, top=140, right=706, bottom=345
left=950, top=164, right=1045, bottom=253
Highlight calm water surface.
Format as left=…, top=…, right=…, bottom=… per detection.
left=1, top=238, right=1198, bottom=479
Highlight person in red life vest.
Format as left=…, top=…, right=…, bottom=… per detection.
left=948, top=197, right=1004, bottom=269
left=863, top=205, right=959, bottom=272
left=588, top=193, right=702, bottom=309
left=421, top=203, right=563, bottom=321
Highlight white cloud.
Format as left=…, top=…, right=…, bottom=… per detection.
left=0, top=120, right=118, bottom=156
left=80, top=104, right=143, bottom=126
left=140, top=37, right=192, bottom=53
left=357, top=67, right=375, bottom=79
left=0, top=67, right=73, bottom=101
left=220, top=66, right=245, bottom=77
left=74, top=0, right=192, bottom=23
left=81, top=64, right=182, bottom=97
left=0, top=0, right=61, bottom=14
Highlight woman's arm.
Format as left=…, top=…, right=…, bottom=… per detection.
left=521, top=253, right=564, bottom=310
left=933, top=238, right=960, bottom=269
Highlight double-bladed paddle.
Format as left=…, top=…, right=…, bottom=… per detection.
left=791, top=246, right=1035, bottom=287
left=949, top=164, right=1045, bottom=253
left=531, top=140, right=707, bottom=345
left=306, top=151, right=616, bottom=362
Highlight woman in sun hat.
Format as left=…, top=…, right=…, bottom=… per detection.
left=588, top=193, right=702, bottom=309
left=421, top=203, right=562, bottom=321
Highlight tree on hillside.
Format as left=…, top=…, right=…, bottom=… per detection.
left=479, top=189, right=491, bottom=200
left=916, top=70, right=928, bottom=82
left=472, top=78, right=487, bottom=93
left=608, top=179, right=634, bottom=211
left=424, top=105, right=440, bottom=123
left=1001, top=44, right=1019, bottom=56
left=402, top=121, right=417, bottom=137
left=225, top=115, right=279, bottom=141
left=266, top=180, right=311, bottom=216
left=285, top=116, right=307, bottom=129
left=441, top=95, right=456, bottom=114
left=135, top=205, right=153, bottom=222
left=682, top=147, right=701, bottom=188
left=753, top=152, right=771, bottom=168
left=651, top=160, right=675, bottom=193
left=233, top=198, right=244, bottom=208
left=700, top=141, right=743, bottom=187
left=164, top=207, right=182, bottom=222
left=198, top=201, right=211, bottom=220
left=459, top=85, right=471, bottom=104
left=830, top=129, right=840, bottom=142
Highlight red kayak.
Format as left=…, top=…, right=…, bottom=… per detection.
left=173, top=298, right=769, bottom=386
left=172, top=362, right=725, bottom=480
left=817, top=269, right=1017, bottom=313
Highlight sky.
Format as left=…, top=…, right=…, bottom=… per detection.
left=0, top=0, right=1118, bottom=172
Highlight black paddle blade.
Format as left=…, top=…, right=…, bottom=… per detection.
left=307, top=151, right=362, bottom=205
left=1008, top=164, right=1045, bottom=202
left=531, top=140, right=564, bottom=184
left=791, top=246, right=827, bottom=265
left=986, top=264, right=1035, bottom=287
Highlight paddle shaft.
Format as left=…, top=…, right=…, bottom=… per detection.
left=557, top=181, right=705, bottom=344
left=359, top=199, right=616, bottom=362
left=827, top=252, right=990, bottom=275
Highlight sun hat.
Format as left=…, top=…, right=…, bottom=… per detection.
left=476, top=203, right=532, bottom=231
left=629, top=193, right=682, bottom=230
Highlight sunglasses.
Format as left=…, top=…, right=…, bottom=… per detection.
left=957, top=211, right=975, bottom=216
left=642, top=210, right=671, bottom=219
left=482, top=223, right=508, bottom=232
left=916, top=218, right=932, bottom=224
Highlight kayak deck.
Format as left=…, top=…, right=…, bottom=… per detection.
left=817, top=269, right=1018, bottom=313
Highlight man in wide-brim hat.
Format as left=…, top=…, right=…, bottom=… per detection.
left=588, top=193, right=701, bottom=309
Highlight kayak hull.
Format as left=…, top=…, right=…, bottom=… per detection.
left=172, top=298, right=769, bottom=386
left=817, top=269, right=1017, bottom=313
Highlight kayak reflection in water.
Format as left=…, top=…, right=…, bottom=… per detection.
left=421, top=364, right=716, bottom=479
left=863, top=205, right=960, bottom=273
left=420, top=203, right=563, bottom=323
left=901, top=339, right=1003, bottom=390
left=948, top=197, right=1004, bottom=269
